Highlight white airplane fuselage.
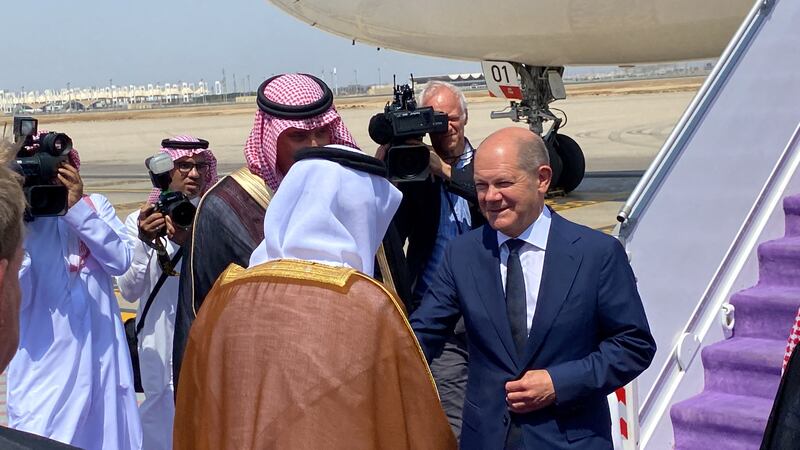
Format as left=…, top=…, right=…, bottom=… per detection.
left=267, top=0, right=753, bottom=65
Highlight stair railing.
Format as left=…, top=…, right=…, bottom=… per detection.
left=616, top=0, right=773, bottom=230
left=639, top=122, right=800, bottom=447
left=613, top=1, right=787, bottom=445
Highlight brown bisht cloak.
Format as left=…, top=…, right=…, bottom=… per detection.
left=173, top=169, right=413, bottom=390
left=173, top=259, right=456, bottom=450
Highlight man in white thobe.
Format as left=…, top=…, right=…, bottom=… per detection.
left=7, top=145, right=142, bottom=450
left=117, top=136, right=217, bottom=450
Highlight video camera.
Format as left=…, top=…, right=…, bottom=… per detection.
left=368, top=81, right=448, bottom=181
left=145, top=153, right=196, bottom=231
left=12, top=117, right=72, bottom=219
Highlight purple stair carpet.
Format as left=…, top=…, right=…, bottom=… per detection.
left=670, top=196, right=800, bottom=449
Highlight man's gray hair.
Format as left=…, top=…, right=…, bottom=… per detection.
left=419, top=80, right=468, bottom=118
left=517, top=133, right=550, bottom=176
left=0, top=140, right=25, bottom=261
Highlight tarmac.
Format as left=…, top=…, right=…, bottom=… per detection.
left=53, top=88, right=695, bottom=226
left=0, top=79, right=700, bottom=426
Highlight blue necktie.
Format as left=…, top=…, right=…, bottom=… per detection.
left=505, top=239, right=527, bottom=357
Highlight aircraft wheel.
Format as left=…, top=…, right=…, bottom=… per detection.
left=554, top=133, right=585, bottom=193
left=547, top=143, right=563, bottom=190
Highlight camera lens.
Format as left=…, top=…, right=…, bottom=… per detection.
left=168, top=201, right=197, bottom=228
left=387, top=145, right=430, bottom=181
left=25, top=185, right=68, bottom=217
left=40, top=132, right=73, bottom=156
left=394, top=153, right=427, bottom=179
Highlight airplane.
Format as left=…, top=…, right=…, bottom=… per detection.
left=264, top=0, right=753, bottom=193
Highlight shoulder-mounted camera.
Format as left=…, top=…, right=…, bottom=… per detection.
left=12, top=117, right=71, bottom=219
left=368, top=79, right=448, bottom=182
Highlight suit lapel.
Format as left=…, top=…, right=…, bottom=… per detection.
left=469, top=226, right=518, bottom=370
left=522, top=213, right=582, bottom=366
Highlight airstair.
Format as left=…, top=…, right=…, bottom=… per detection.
left=670, top=196, right=800, bottom=448
left=615, top=0, right=800, bottom=447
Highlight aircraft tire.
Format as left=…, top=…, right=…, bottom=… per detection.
left=554, top=133, right=585, bottom=193
left=547, top=143, right=563, bottom=190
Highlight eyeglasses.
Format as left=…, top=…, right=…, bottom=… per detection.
left=175, top=161, right=211, bottom=174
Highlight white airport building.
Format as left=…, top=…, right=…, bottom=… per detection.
left=0, top=80, right=211, bottom=114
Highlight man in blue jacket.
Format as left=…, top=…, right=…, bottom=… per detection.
left=410, top=127, right=656, bottom=449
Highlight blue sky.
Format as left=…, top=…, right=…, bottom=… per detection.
left=4, top=0, right=485, bottom=92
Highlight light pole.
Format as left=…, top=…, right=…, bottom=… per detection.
left=332, top=68, right=338, bottom=97
left=222, top=68, right=227, bottom=102
left=378, top=67, right=382, bottom=86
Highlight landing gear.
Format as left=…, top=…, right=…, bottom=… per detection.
left=546, top=123, right=585, bottom=194
left=489, top=64, right=586, bottom=193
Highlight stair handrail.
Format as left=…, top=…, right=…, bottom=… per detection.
left=639, top=122, right=800, bottom=447
left=608, top=0, right=781, bottom=444
left=616, top=0, right=774, bottom=231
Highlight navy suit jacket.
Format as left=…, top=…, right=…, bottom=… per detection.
left=410, top=211, right=656, bottom=450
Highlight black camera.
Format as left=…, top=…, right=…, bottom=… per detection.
left=155, top=191, right=195, bottom=229
left=12, top=117, right=71, bottom=219
left=146, top=153, right=196, bottom=230
left=368, top=83, right=448, bottom=181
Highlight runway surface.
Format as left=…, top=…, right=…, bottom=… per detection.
left=63, top=90, right=693, bottom=225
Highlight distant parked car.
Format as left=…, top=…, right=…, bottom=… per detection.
left=14, top=105, right=40, bottom=114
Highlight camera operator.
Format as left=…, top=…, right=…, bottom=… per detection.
left=116, top=136, right=217, bottom=450
left=6, top=133, right=142, bottom=449
left=0, top=141, right=78, bottom=449
left=385, top=81, right=485, bottom=440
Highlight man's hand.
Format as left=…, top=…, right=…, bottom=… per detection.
left=374, top=144, right=390, bottom=161
left=505, top=369, right=556, bottom=413
left=405, top=138, right=453, bottom=179
left=58, top=163, right=84, bottom=209
left=165, top=215, right=190, bottom=246
left=427, top=149, right=452, bottom=180
left=137, top=204, right=166, bottom=242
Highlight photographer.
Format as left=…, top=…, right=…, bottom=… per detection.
left=0, top=141, right=78, bottom=449
left=117, top=136, right=217, bottom=450
left=6, top=131, right=142, bottom=449
left=386, top=81, right=485, bottom=439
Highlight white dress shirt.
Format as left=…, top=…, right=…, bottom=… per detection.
left=497, top=206, right=552, bottom=334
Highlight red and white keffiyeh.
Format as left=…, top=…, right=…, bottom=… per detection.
left=146, top=135, right=219, bottom=205
left=783, top=307, right=800, bottom=375
left=244, top=73, right=357, bottom=191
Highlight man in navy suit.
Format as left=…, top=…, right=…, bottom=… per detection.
left=410, top=127, right=656, bottom=449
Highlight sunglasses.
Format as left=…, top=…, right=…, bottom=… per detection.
left=175, top=161, right=211, bottom=174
